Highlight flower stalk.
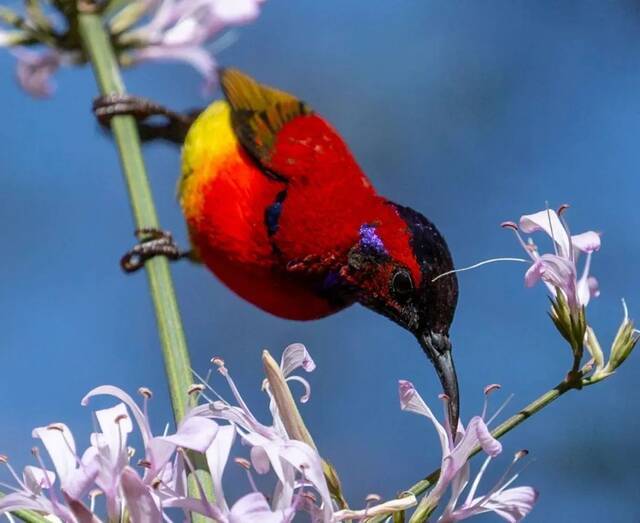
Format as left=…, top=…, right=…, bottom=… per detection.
left=77, top=4, right=191, bottom=425
left=76, top=7, right=212, bottom=520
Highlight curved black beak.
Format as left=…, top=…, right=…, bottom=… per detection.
left=418, top=332, right=459, bottom=433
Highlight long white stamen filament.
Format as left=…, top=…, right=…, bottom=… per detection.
left=0, top=461, right=27, bottom=492
left=432, top=258, right=527, bottom=283
left=191, top=368, right=228, bottom=405
left=465, top=455, right=492, bottom=506
left=486, top=393, right=514, bottom=426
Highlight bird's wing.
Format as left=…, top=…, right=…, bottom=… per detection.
left=219, top=68, right=370, bottom=186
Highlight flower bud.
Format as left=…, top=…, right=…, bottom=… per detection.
left=607, top=302, right=639, bottom=372
left=584, top=326, right=604, bottom=373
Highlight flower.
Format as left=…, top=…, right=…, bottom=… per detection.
left=12, top=48, right=64, bottom=98
left=0, top=0, right=265, bottom=96
left=0, top=385, right=218, bottom=522
left=399, top=381, right=538, bottom=522
left=502, top=206, right=601, bottom=312
left=186, top=344, right=415, bottom=522
left=188, top=345, right=335, bottom=521
left=124, top=0, right=266, bottom=90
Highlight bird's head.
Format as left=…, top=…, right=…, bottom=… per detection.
left=340, top=202, right=460, bottom=427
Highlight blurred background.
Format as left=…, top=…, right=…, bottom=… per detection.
left=2, top=1, right=640, bottom=521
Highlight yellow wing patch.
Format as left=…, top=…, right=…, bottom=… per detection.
left=220, top=68, right=312, bottom=164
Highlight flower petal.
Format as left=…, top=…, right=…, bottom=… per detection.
left=399, top=380, right=449, bottom=455
left=520, top=209, right=571, bottom=258
left=205, top=424, right=235, bottom=513
left=280, top=343, right=316, bottom=377
left=525, top=254, right=577, bottom=306
left=120, top=466, right=163, bottom=523
left=159, top=416, right=218, bottom=452
left=482, top=486, right=539, bottom=523
left=229, top=492, right=291, bottom=523
left=129, top=45, right=217, bottom=92
left=23, top=466, right=56, bottom=494
left=213, top=0, right=261, bottom=24
left=571, top=231, right=600, bottom=253
left=82, top=385, right=152, bottom=446
left=32, top=423, right=77, bottom=486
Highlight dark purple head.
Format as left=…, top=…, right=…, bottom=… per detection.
left=342, top=201, right=460, bottom=427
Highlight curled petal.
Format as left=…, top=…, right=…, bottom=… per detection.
left=524, top=254, right=577, bottom=305
left=399, top=380, right=449, bottom=455
left=82, top=385, right=152, bottom=446
left=571, top=231, right=601, bottom=253
left=481, top=486, right=539, bottom=523
left=448, top=417, right=502, bottom=476
left=285, top=375, right=312, bottom=403
left=519, top=210, right=571, bottom=258
left=280, top=343, right=316, bottom=377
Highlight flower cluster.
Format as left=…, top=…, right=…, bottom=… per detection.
left=0, top=343, right=537, bottom=522
left=400, top=382, right=537, bottom=522
left=504, top=204, right=638, bottom=382
left=0, top=0, right=265, bottom=97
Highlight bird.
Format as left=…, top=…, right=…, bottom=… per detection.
left=93, top=69, right=461, bottom=427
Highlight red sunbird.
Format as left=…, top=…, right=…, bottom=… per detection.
left=95, top=69, right=461, bottom=427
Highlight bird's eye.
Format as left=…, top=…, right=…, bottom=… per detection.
left=391, top=269, right=414, bottom=301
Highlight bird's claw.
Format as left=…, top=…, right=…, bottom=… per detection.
left=92, top=94, right=200, bottom=144
left=121, top=228, right=185, bottom=273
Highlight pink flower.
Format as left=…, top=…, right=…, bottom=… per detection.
left=12, top=48, right=64, bottom=98
left=399, top=381, right=538, bottom=522
left=0, top=385, right=218, bottom=522
left=126, top=0, right=266, bottom=90
left=503, top=206, right=600, bottom=312
left=188, top=344, right=334, bottom=522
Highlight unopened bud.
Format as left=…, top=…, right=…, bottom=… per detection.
left=608, top=308, right=639, bottom=372
left=515, top=449, right=529, bottom=461
left=0, top=454, right=8, bottom=464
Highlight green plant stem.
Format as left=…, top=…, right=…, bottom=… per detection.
left=76, top=8, right=212, bottom=519
left=78, top=5, right=191, bottom=428
left=370, top=378, right=579, bottom=523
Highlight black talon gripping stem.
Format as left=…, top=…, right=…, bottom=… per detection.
left=121, top=228, right=187, bottom=273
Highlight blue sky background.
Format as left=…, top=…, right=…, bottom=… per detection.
left=2, top=1, right=640, bottom=521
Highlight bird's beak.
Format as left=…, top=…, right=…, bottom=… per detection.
left=418, top=332, right=460, bottom=434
